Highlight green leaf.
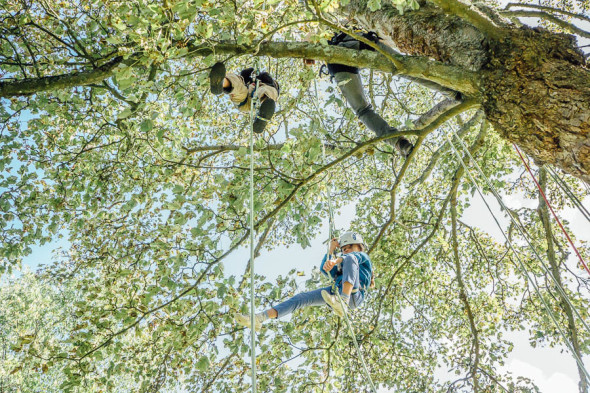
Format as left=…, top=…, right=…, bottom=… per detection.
left=196, top=356, right=211, bottom=371
left=368, top=0, right=381, bottom=11
left=140, top=119, right=153, bottom=132
left=117, top=108, right=133, bottom=119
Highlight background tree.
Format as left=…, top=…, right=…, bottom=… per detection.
left=1, top=0, right=589, bottom=392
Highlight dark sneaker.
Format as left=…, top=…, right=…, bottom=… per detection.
left=253, top=99, right=276, bottom=133
left=209, top=62, right=226, bottom=95
left=395, top=137, right=414, bottom=157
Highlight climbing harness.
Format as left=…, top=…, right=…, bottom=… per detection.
left=513, top=144, right=590, bottom=277
left=445, top=130, right=590, bottom=382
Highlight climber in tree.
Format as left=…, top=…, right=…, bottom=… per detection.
left=235, top=232, right=374, bottom=331
left=209, top=62, right=280, bottom=133
left=325, top=30, right=414, bottom=157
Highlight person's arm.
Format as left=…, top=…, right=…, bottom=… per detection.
left=320, top=253, right=329, bottom=277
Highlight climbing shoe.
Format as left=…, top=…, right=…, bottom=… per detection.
left=235, top=313, right=262, bottom=332
left=252, top=99, right=276, bottom=133
left=395, top=137, right=414, bottom=157
left=209, top=62, right=226, bottom=95
left=321, top=290, right=347, bottom=318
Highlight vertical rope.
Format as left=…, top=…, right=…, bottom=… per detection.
left=450, top=131, right=590, bottom=333
left=445, top=131, right=590, bottom=382
left=319, top=114, right=377, bottom=392
left=248, top=76, right=261, bottom=393
left=513, top=145, right=590, bottom=277
left=547, top=167, right=590, bottom=223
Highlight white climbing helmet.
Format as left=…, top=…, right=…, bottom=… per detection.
left=339, top=232, right=365, bottom=250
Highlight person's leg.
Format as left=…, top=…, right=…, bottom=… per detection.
left=235, top=286, right=329, bottom=331
left=252, top=84, right=279, bottom=133
left=333, top=72, right=414, bottom=156
left=333, top=72, right=391, bottom=138
left=348, top=291, right=365, bottom=310
left=209, top=62, right=226, bottom=95
left=270, top=286, right=331, bottom=318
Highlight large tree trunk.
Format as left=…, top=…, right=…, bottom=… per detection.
left=349, top=1, right=590, bottom=182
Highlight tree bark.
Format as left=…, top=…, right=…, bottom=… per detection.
left=347, top=1, right=590, bottom=182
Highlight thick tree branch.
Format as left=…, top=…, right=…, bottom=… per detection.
left=406, top=97, right=463, bottom=131
left=0, top=56, right=124, bottom=98
left=428, top=0, right=505, bottom=39
left=1, top=41, right=481, bottom=99
left=182, top=41, right=481, bottom=96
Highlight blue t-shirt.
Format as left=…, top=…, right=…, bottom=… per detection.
left=320, top=251, right=373, bottom=291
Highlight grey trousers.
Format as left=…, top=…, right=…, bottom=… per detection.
left=333, top=72, right=398, bottom=144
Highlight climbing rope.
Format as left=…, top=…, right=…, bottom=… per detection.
left=450, top=131, right=590, bottom=333
left=547, top=166, right=590, bottom=224
left=317, top=80, right=377, bottom=392
left=445, top=131, right=590, bottom=381
left=248, top=73, right=261, bottom=393
left=513, top=144, right=590, bottom=277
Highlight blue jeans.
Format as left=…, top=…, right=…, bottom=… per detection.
left=272, top=256, right=365, bottom=318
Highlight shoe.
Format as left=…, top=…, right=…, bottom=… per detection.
left=209, top=62, right=226, bottom=95
left=235, top=313, right=262, bottom=332
left=321, top=290, right=347, bottom=318
left=395, top=137, right=414, bottom=157
left=252, top=99, right=276, bottom=133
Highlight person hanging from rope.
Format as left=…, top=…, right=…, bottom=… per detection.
left=208, top=62, right=280, bottom=133
left=235, top=231, right=374, bottom=331
left=318, top=30, right=415, bottom=157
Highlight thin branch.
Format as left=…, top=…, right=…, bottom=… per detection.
left=500, top=10, right=590, bottom=38
left=537, top=167, right=588, bottom=392
left=451, top=189, right=480, bottom=392
left=411, top=110, right=484, bottom=187
left=504, top=3, right=590, bottom=23
left=369, top=120, right=487, bottom=336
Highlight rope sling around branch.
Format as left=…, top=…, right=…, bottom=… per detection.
left=444, top=131, right=590, bottom=382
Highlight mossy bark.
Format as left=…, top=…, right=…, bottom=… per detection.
left=348, top=1, right=590, bottom=181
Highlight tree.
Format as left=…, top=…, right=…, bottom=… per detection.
left=0, top=0, right=589, bottom=392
